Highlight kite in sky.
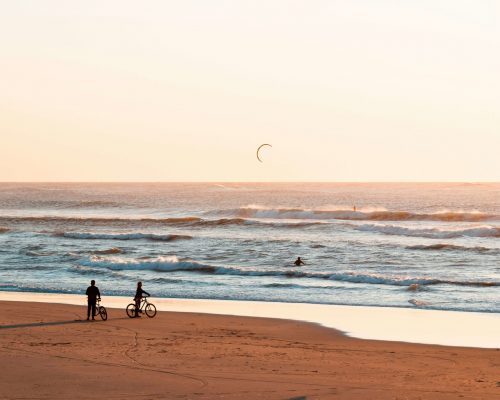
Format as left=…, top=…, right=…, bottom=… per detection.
left=256, top=144, right=272, bottom=162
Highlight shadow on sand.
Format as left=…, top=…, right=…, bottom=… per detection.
left=0, top=316, right=135, bottom=330
left=0, top=319, right=94, bottom=330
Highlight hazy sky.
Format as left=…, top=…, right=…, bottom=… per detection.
left=1, top=1, right=499, bottom=181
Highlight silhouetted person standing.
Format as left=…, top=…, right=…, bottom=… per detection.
left=294, top=257, right=305, bottom=266
left=134, top=281, right=150, bottom=317
left=86, top=280, right=101, bottom=321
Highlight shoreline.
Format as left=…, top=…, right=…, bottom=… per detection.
left=1, top=291, right=499, bottom=349
left=1, top=300, right=499, bottom=399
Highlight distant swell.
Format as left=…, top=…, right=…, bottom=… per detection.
left=196, top=218, right=320, bottom=228
left=58, top=232, right=192, bottom=241
left=262, top=283, right=334, bottom=289
left=406, top=243, right=494, bottom=252
left=234, top=206, right=497, bottom=222
left=25, top=250, right=53, bottom=257
left=0, top=215, right=202, bottom=225
left=356, top=224, right=500, bottom=239
left=80, top=256, right=499, bottom=288
left=63, top=200, right=122, bottom=209
left=0, top=215, right=320, bottom=229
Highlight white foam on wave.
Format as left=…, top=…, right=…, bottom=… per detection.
left=79, top=256, right=499, bottom=288
left=80, top=255, right=208, bottom=272
left=232, top=205, right=497, bottom=222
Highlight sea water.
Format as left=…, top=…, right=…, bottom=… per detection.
left=0, top=182, right=498, bottom=313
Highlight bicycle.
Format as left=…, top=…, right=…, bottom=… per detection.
left=94, top=298, right=108, bottom=321
left=126, top=295, right=157, bottom=318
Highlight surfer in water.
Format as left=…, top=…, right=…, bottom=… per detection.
left=294, top=257, right=305, bottom=266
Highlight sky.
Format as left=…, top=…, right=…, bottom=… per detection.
left=0, top=1, right=499, bottom=182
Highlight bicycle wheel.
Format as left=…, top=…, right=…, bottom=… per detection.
left=99, top=306, right=108, bottom=321
left=126, top=303, right=137, bottom=318
left=145, top=303, right=157, bottom=318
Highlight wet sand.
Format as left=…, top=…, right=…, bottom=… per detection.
left=2, top=291, right=499, bottom=348
left=1, top=300, right=499, bottom=399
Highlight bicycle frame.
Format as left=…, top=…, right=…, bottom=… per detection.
left=93, top=298, right=108, bottom=321
left=127, top=295, right=156, bottom=318
left=136, top=296, right=150, bottom=311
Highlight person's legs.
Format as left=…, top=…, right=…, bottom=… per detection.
left=91, top=302, right=96, bottom=320
left=87, top=301, right=91, bottom=320
left=135, top=298, right=141, bottom=317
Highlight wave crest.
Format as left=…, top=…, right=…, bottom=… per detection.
left=0, top=215, right=320, bottom=229
left=0, top=215, right=201, bottom=225
left=79, top=256, right=499, bottom=288
left=80, top=255, right=209, bottom=272
left=57, top=232, right=192, bottom=241
left=92, top=247, right=124, bottom=255
left=234, top=206, right=497, bottom=222
left=406, top=243, right=494, bottom=252
left=408, top=299, right=431, bottom=307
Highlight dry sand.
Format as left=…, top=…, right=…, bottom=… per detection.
left=1, top=301, right=499, bottom=399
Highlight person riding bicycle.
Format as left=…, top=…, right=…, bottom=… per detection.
left=86, top=280, right=101, bottom=321
left=134, top=281, right=150, bottom=318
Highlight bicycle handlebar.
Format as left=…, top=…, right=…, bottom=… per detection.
left=133, top=295, right=151, bottom=300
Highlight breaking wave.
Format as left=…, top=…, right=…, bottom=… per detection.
left=57, top=232, right=192, bottom=241
left=80, top=256, right=499, bottom=288
left=234, top=206, right=497, bottom=222
left=355, top=224, right=500, bottom=239
left=80, top=255, right=209, bottom=272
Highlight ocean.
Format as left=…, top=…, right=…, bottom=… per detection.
left=0, top=182, right=498, bottom=313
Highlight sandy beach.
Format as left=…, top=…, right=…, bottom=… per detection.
left=3, top=1, right=500, bottom=398
left=1, top=300, right=499, bottom=399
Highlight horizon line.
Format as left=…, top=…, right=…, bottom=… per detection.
left=0, top=181, right=499, bottom=184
